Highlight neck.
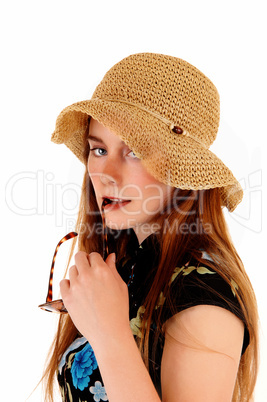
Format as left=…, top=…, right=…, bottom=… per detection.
left=133, top=224, right=159, bottom=245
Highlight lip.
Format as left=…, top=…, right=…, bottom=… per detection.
left=102, top=196, right=131, bottom=210
left=102, top=195, right=131, bottom=202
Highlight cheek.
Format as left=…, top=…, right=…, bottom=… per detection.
left=88, top=159, right=98, bottom=184
left=139, top=179, right=172, bottom=214
left=138, top=172, right=170, bottom=198
left=87, top=157, right=95, bottom=176
left=90, top=177, right=101, bottom=201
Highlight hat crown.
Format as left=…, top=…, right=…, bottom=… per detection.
left=92, top=53, right=220, bottom=147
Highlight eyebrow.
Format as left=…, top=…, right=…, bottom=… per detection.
left=88, top=134, right=125, bottom=146
left=88, top=134, right=105, bottom=143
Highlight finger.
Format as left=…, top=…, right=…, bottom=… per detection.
left=69, top=265, right=78, bottom=281
left=88, top=251, right=105, bottom=267
left=74, top=251, right=91, bottom=273
left=59, top=278, right=70, bottom=298
left=105, top=253, right=120, bottom=279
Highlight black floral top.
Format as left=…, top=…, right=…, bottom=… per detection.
left=58, top=232, right=249, bottom=401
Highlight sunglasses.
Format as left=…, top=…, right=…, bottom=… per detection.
left=38, top=200, right=110, bottom=313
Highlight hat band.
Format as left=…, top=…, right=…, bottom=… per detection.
left=93, top=97, right=208, bottom=148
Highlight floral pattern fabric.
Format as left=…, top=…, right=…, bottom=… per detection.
left=58, top=231, right=249, bottom=401
left=58, top=337, right=108, bottom=402
left=70, top=343, right=98, bottom=391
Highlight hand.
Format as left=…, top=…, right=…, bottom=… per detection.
left=60, top=251, right=130, bottom=348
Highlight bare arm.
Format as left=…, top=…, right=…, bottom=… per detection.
left=92, top=324, right=160, bottom=402
left=161, top=305, right=244, bottom=402
left=60, top=251, right=244, bottom=402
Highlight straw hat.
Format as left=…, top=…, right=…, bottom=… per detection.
left=51, top=53, right=243, bottom=212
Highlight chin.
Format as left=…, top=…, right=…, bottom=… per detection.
left=106, top=220, right=134, bottom=231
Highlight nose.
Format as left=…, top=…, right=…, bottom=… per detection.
left=100, top=159, right=121, bottom=186
left=100, top=172, right=117, bottom=185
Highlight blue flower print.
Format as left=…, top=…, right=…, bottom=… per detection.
left=89, top=381, right=108, bottom=401
left=71, top=343, right=98, bottom=391
left=58, top=336, right=88, bottom=375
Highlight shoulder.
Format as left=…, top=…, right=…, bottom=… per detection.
left=161, top=304, right=245, bottom=401
left=160, top=253, right=247, bottom=400
left=168, top=255, right=239, bottom=311
left=165, top=304, right=245, bottom=357
left=160, top=252, right=250, bottom=354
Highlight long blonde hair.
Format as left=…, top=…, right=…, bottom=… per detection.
left=41, top=163, right=259, bottom=401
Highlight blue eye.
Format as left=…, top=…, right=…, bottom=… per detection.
left=127, top=150, right=138, bottom=159
left=90, top=147, right=107, bottom=157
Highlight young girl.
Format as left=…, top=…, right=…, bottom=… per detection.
left=41, top=53, right=258, bottom=401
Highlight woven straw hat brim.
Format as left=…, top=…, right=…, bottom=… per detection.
left=52, top=99, right=243, bottom=212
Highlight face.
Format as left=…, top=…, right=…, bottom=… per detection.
left=87, top=118, right=172, bottom=243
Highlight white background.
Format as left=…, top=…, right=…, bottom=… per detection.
left=1, top=1, right=266, bottom=400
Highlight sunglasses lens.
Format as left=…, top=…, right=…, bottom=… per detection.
left=38, top=299, right=68, bottom=314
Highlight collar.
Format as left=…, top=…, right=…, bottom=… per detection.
left=126, top=229, right=160, bottom=258
left=118, top=229, right=160, bottom=282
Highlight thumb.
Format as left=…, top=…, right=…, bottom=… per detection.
left=105, top=252, right=118, bottom=274
left=106, top=252, right=116, bottom=264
